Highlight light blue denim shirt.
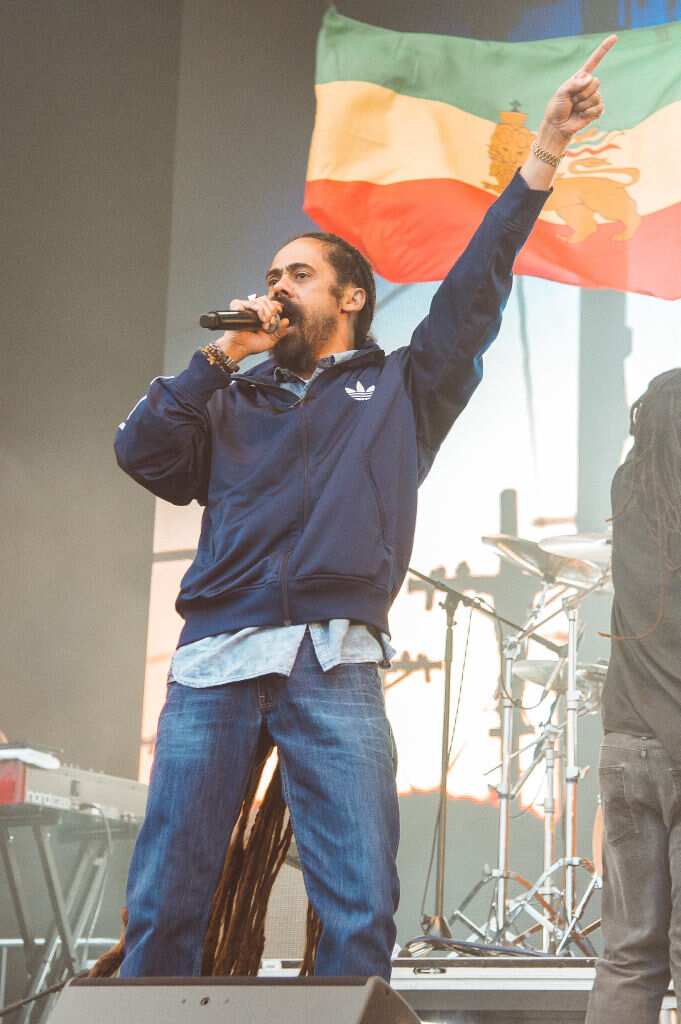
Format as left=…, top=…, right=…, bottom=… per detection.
left=170, top=350, right=394, bottom=688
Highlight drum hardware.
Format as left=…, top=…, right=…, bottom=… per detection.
left=409, top=532, right=612, bottom=957
left=512, top=659, right=607, bottom=704
left=526, top=570, right=608, bottom=948
left=514, top=659, right=567, bottom=691
left=447, top=593, right=561, bottom=951
left=481, top=699, right=601, bottom=956
left=489, top=550, right=608, bottom=950
left=482, top=534, right=605, bottom=592
left=461, top=596, right=604, bottom=951
left=403, top=567, right=565, bottom=952
left=538, top=532, right=612, bottom=569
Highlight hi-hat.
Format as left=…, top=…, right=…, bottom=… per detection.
left=539, top=533, right=612, bottom=568
left=482, top=534, right=604, bottom=590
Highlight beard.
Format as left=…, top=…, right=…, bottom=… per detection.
left=272, top=300, right=338, bottom=377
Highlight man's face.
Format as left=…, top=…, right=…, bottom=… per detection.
left=265, top=237, right=343, bottom=375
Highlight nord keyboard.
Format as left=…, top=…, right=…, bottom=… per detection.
left=0, top=758, right=147, bottom=821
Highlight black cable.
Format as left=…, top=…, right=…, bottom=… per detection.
left=0, top=972, right=89, bottom=1020
left=419, top=608, right=473, bottom=920
left=3, top=806, right=113, bottom=1021
left=419, top=803, right=441, bottom=921
left=511, top=775, right=545, bottom=820
left=405, top=936, right=543, bottom=958
left=486, top=875, right=496, bottom=932
left=78, top=803, right=114, bottom=966
left=447, top=607, right=473, bottom=766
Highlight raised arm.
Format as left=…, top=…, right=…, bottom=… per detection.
left=521, top=34, right=616, bottom=190
left=405, top=35, right=617, bottom=476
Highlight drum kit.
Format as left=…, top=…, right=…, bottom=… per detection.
left=405, top=529, right=612, bottom=958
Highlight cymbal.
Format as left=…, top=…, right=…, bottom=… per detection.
left=513, top=659, right=607, bottom=696
left=539, top=533, right=612, bottom=568
left=513, top=659, right=568, bottom=691
left=482, top=534, right=605, bottom=591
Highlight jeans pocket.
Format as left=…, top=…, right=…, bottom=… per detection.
left=600, top=765, right=639, bottom=845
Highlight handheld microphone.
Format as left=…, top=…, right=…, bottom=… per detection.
left=199, top=310, right=262, bottom=331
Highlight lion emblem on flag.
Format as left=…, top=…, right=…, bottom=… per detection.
left=485, top=109, right=641, bottom=243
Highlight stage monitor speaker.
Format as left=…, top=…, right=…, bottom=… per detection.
left=47, top=975, right=420, bottom=1023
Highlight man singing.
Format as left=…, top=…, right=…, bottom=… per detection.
left=587, top=369, right=681, bottom=1023
left=114, top=39, right=613, bottom=980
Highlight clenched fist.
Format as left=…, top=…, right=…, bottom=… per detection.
left=216, top=294, right=291, bottom=363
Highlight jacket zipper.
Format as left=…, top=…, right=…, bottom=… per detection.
left=301, top=405, right=310, bottom=525
left=265, top=353, right=382, bottom=623
left=280, top=403, right=310, bottom=625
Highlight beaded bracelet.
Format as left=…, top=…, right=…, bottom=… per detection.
left=200, top=343, right=240, bottom=376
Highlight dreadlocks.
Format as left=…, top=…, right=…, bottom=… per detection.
left=292, top=232, right=376, bottom=345
left=621, top=368, right=681, bottom=573
left=89, top=736, right=322, bottom=979
left=606, top=368, right=681, bottom=642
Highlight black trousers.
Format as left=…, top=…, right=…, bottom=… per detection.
left=586, top=733, right=681, bottom=1023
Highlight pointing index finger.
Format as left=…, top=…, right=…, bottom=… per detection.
left=580, top=33, right=618, bottom=74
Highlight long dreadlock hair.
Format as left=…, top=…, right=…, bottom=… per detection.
left=89, top=736, right=322, bottom=979
left=609, top=367, right=681, bottom=639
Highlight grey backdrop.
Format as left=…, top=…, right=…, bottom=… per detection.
left=3, top=0, right=182, bottom=777
left=3, top=0, right=633, bottom=946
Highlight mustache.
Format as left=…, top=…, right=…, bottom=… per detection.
left=277, top=299, right=301, bottom=323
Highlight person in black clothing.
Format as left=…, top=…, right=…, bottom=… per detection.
left=587, top=369, right=681, bottom=1023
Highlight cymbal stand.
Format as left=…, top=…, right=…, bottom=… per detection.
left=506, top=571, right=608, bottom=935
left=404, top=569, right=564, bottom=953
left=506, top=591, right=603, bottom=954
left=502, top=707, right=563, bottom=952
left=492, top=580, right=563, bottom=942
left=539, top=721, right=561, bottom=952
left=446, top=590, right=565, bottom=947
left=493, top=636, right=519, bottom=939
left=564, top=603, right=580, bottom=926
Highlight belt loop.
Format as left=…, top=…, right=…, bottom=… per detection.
left=257, top=681, right=274, bottom=712
left=641, top=735, right=648, bottom=759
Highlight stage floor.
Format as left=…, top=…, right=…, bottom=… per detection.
left=262, top=957, right=677, bottom=1022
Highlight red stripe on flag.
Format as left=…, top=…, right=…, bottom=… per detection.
left=304, top=178, right=681, bottom=300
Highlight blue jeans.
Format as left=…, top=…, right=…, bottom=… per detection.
left=586, top=733, right=681, bottom=1023
left=119, top=633, right=400, bottom=979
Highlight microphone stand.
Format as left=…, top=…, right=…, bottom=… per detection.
left=406, top=567, right=565, bottom=941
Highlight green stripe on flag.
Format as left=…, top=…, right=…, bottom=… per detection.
left=316, top=7, right=681, bottom=131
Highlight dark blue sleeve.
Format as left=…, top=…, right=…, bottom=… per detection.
left=403, top=171, right=550, bottom=481
left=114, top=351, right=231, bottom=506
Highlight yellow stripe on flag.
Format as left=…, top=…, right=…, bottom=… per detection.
left=307, top=81, right=681, bottom=218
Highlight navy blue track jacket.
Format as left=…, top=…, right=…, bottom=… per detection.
left=115, top=172, right=548, bottom=646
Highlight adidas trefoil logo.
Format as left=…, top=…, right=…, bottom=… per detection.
left=344, top=380, right=376, bottom=402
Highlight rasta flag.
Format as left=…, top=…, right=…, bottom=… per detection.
left=304, top=9, right=681, bottom=299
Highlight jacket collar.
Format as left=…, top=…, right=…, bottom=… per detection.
left=236, top=340, right=385, bottom=386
